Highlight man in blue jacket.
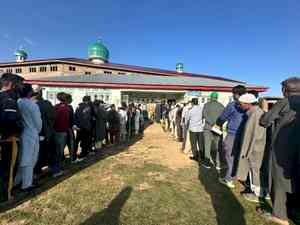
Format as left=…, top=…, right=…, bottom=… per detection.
left=216, top=85, right=247, bottom=188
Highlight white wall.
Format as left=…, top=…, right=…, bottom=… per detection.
left=41, top=86, right=233, bottom=109
left=42, top=87, right=113, bottom=109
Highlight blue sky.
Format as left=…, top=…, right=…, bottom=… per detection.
left=1, top=0, right=299, bottom=96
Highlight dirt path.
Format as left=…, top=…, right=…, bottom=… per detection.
left=116, top=123, right=193, bottom=170
left=0, top=123, right=277, bottom=225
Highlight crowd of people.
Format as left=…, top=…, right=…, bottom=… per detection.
left=0, top=72, right=299, bottom=225
left=0, top=73, right=147, bottom=203
left=156, top=78, right=300, bottom=225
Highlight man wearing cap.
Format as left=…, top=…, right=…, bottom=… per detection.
left=202, top=92, right=225, bottom=169
left=0, top=73, right=24, bottom=202
left=236, top=93, right=267, bottom=203
left=259, top=77, right=300, bottom=225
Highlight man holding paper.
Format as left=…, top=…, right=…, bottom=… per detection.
left=202, top=92, right=225, bottom=169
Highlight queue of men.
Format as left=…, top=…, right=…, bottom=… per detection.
left=0, top=73, right=147, bottom=203
left=159, top=78, right=300, bottom=225
left=0, top=72, right=299, bottom=225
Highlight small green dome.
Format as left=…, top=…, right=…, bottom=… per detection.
left=176, top=63, right=183, bottom=69
left=176, top=63, right=184, bottom=72
left=15, top=49, right=28, bottom=58
left=88, top=40, right=109, bottom=62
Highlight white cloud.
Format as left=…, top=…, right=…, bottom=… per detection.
left=23, top=37, right=35, bottom=46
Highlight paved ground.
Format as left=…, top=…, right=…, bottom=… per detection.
left=0, top=124, right=278, bottom=225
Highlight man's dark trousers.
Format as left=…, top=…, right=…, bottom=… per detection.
left=189, top=131, right=204, bottom=160
left=203, top=130, right=222, bottom=167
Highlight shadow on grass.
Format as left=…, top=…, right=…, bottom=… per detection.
left=80, top=186, right=132, bottom=225
left=198, top=166, right=246, bottom=225
left=0, top=134, right=143, bottom=213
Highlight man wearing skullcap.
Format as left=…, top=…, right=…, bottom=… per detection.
left=202, top=92, right=225, bottom=169
left=236, top=93, right=267, bottom=202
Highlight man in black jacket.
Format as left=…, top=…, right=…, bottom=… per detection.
left=32, top=86, right=55, bottom=174
left=0, top=73, right=24, bottom=202
left=75, top=96, right=93, bottom=159
left=260, top=77, right=300, bottom=225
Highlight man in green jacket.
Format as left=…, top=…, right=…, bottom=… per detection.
left=202, top=92, right=225, bottom=169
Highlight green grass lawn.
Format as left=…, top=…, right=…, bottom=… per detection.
left=0, top=125, right=296, bottom=225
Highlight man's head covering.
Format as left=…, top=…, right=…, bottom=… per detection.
left=239, top=93, right=258, bottom=104
left=32, top=84, right=42, bottom=93
left=281, top=77, right=300, bottom=94
left=210, top=92, right=219, bottom=99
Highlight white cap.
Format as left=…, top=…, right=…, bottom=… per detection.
left=239, top=93, right=258, bottom=104
left=32, top=84, right=43, bottom=93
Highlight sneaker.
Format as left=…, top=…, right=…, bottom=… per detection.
left=242, top=193, right=260, bottom=203
left=202, top=163, right=211, bottom=169
left=219, top=178, right=235, bottom=189
left=202, top=160, right=213, bottom=169
left=52, top=171, right=64, bottom=178
left=263, top=194, right=271, bottom=200
left=76, top=158, right=85, bottom=163
left=262, top=213, right=290, bottom=225
left=21, top=185, right=37, bottom=193
left=189, top=156, right=198, bottom=161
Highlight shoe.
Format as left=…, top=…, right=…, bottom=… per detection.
left=53, top=171, right=64, bottom=178
left=242, top=193, right=260, bottom=203
left=262, top=213, right=290, bottom=225
left=202, top=160, right=212, bottom=169
left=215, top=166, right=222, bottom=170
left=189, top=156, right=198, bottom=161
left=263, top=194, right=271, bottom=200
left=76, top=158, right=84, bottom=163
left=21, top=185, right=37, bottom=193
left=219, top=178, right=235, bottom=189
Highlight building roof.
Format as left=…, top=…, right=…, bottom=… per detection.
left=0, top=57, right=244, bottom=83
left=28, top=72, right=267, bottom=92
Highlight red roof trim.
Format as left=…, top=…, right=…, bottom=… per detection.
left=26, top=80, right=268, bottom=93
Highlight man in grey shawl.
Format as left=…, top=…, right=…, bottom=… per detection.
left=259, top=77, right=300, bottom=225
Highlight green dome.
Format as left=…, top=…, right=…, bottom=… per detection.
left=176, top=63, right=184, bottom=72
left=15, top=49, right=28, bottom=58
left=176, top=63, right=183, bottom=69
left=88, top=41, right=109, bottom=62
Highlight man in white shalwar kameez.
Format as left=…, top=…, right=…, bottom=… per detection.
left=134, top=106, right=141, bottom=135
left=15, top=84, right=42, bottom=191
left=119, top=104, right=128, bottom=142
